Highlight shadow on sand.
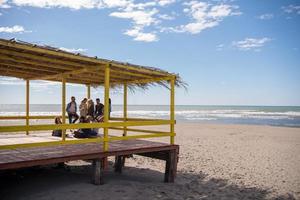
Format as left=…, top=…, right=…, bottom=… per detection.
left=0, top=162, right=296, bottom=200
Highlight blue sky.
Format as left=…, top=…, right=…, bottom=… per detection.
left=0, top=0, right=300, bottom=106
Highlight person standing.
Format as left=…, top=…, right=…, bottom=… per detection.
left=87, top=99, right=95, bottom=118
left=95, top=98, right=104, bottom=118
left=79, top=98, right=88, bottom=118
left=66, top=96, right=79, bottom=124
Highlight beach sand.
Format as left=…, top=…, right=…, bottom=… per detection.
left=0, top=123, right=300, bottom=200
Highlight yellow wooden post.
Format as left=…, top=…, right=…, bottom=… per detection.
left=87, top=84, right=91, bottom=99
left=103, top=64, right=110, bottom=151
left=170, top=77, right=175, bottom=144
left=123, top=83, right=127, bottom=137
left=62, top=77, right=66, bottom=141
left=26, top=79, right=29, bottom=135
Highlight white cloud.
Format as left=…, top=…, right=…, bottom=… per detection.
left=110, top=8, right=159, bottom=26
left=258, top=13, right=274, bottom=20
left=0, top=12, right=2, bottom=16
left=216, top=44, right=224, bottom=51
left=2, top=0, right=240, bottom=42
left=282, top=4, right=300, bottom=15
left=9, top=0, right=159, bottom=10
left=0, top=76, right=80, bottom=91
left=0, top=76, right=59, bottom=91
left=59, top=47, right=88, bottom=53
left=0, top=25, right=27, bottom=33
left=156, top=0, right=176, bottom=6
left=158, top=13, right=174, bottom=20
left=0, top=76, right=23, bottom=85
left=110, top=6, right=160, bottom=42
left=124, top=26, right=158, bottom=42
left=0, top=0, right=11, bottom=8
left=10, top=0, right=104, bottom=10
left=7, top=0, right=175, bottom=10
left=232, top=37, right=271, bottom=51
left=4, top=0, right=177, bottom=42
left=162, top=1, right=241, bottom=34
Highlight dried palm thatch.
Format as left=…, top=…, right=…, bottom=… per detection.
left=0, top=38, right=186, bottom=91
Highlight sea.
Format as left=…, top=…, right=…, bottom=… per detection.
left=0, top=104, right=300, bottom=127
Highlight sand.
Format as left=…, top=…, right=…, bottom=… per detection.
left=0, top=123, right=300, bottom=200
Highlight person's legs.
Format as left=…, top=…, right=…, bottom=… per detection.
left=72, top=113, right=79, bottom=123
left=89, top=130, right=98, bottom=137
left=68, top=113, right=72, bottom=124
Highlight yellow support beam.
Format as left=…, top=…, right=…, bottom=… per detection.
left=110, top=127, right=172, bottom=135
left=62, top=77, right=66, bottom=141
left=109, top=117, right=161, bottom=121
left=30, top=67, right=88, bottom=80
left=29, top=66, right=127, bottom=81
left=26, top=79, right=29, bottom=135
left=0, top=48, right=92, bottom=69
left=104, top=64, right=110, bottom=151
left=0, top=116, right=161, bottom=121
left=0, top=120, right=174, bottom=133
left=0, top=115, right=57, bottom=120
left=0, top=54, right=72, bottom=71
left=109, top=133, right=174, bottom=141
left=170, top=77, right=175, bottom=144
left=0, top=61, right=56, bottom=73
left=109, top=67, right=154, bottom=79
left=87, top=84, right=91, bottom=99
left=111, top=76, right=172, bottom=85
left=123, top=83, right=127, bottom=137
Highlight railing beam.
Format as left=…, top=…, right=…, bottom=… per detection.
left=0, top=120, right=174, bottom=133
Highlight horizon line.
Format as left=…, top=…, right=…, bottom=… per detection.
left=0, top=104, right=299, bottom=107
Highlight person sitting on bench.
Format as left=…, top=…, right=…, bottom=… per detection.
left=52, top=116, right=62, bottom=137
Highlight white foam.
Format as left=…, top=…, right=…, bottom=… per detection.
left=1, top=109, right=300, bottom=122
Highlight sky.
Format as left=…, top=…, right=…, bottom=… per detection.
left=0, top=0, right=300, bottom=106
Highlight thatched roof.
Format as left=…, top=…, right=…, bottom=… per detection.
left=0, top=38, right=185, bottom=89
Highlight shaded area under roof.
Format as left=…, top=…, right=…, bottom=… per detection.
left=0, top=38, right=185, bottom=89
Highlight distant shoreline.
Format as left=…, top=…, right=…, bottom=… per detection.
left=1, top=104, right=300, bottom=107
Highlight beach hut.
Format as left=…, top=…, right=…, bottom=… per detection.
left=0, top=38, right=182, bottom=184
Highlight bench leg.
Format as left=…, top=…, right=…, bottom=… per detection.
left=164, top=149, right=178, bottom=182
left=92, top=159, right=103, bottom=185
left=114, top=156, right=123, bottom=173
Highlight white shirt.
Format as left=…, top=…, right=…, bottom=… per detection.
left=69, top=102, right=76, bottom=113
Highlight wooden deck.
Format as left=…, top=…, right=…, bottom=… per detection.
left=0, top=138, right=179, bottom=184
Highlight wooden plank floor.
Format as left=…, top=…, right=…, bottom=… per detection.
left=0, top=132, right=75, bottom=145
left=0, top=138, right=178, bottom=170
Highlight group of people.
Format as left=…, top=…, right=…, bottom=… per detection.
left=52, top=96, right=111, bottom=138
left=66, top=96, right=111, bottom=124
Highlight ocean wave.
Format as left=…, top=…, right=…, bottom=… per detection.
left=1, top=110, right=300, bottom=121
left=0, top=112, right=61, bottom=116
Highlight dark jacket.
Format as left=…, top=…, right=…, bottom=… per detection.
left=87, top=105, right=94, bottom=117
left=66, top=102, right=77, bottom=113
left=95, top=103, right=104, bottom=117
